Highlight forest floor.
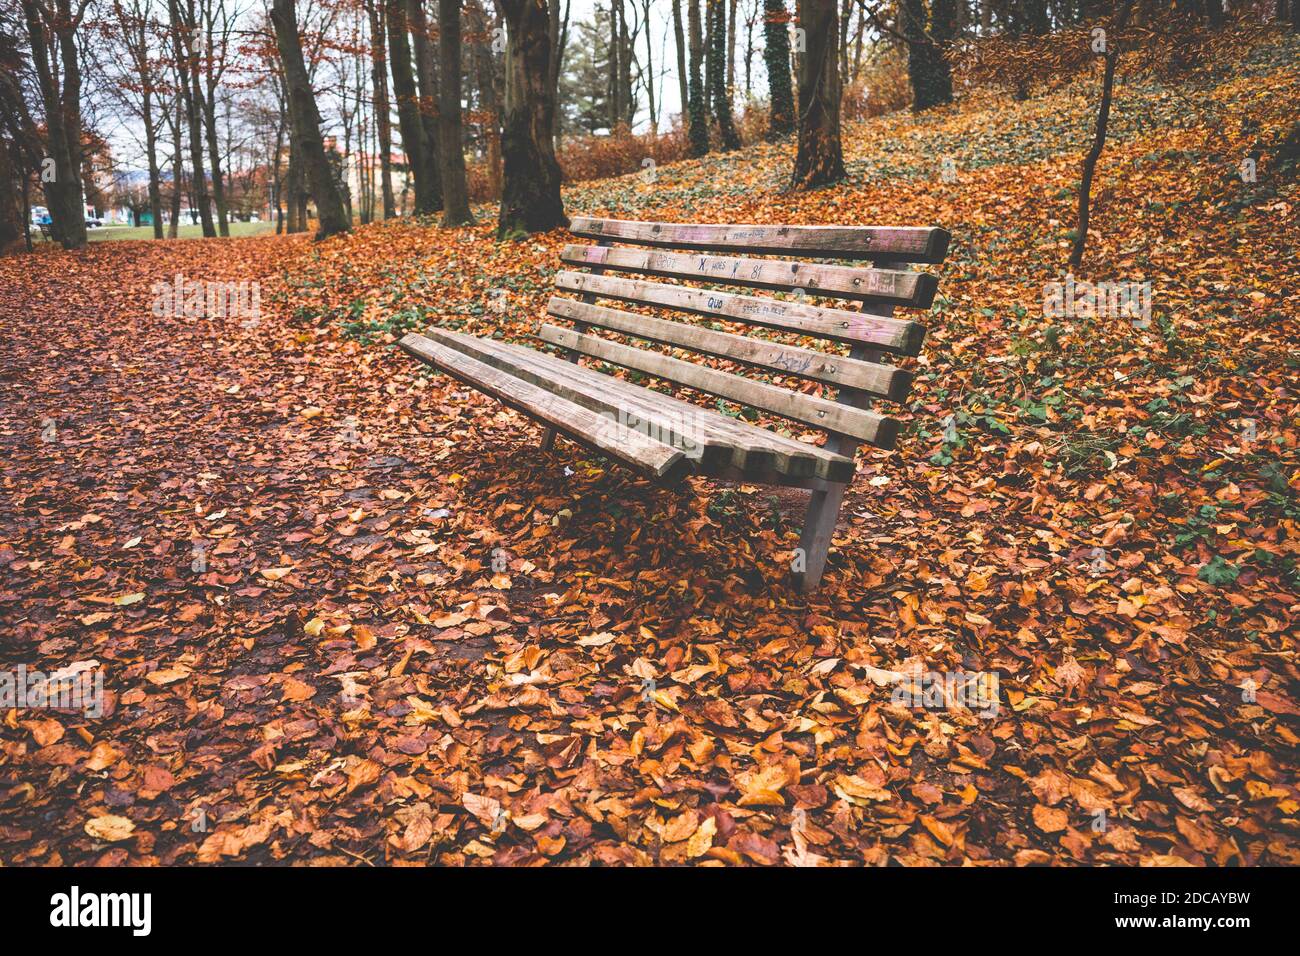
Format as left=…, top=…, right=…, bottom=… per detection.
left=1, top=31, right=1296, bottom=866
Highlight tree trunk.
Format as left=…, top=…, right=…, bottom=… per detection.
left=143, top=86, right=164, bottom=239
left=496, top=0, right=566, bottom=238
left=608, top=0, right=621, bottom=129
left=271, top=96, right=286, bottom=234
left=285, top=132, right=303, bottom=232
left=469, top=0, right=502, bottom=197
left=792, top=0, right=844, bottom=188
left=837, top=0, right=849, bottom=83
left=366, top=0, right=398, bottom=219
left=0, top=145, right=22, bottom=250
left=930, top=0, right=957, bottom=100
left=169, top=98, right=183, bottom=237
left=1070, top=0, right=1133, bottom=268
left=900, top=0, right=952, bottom=112
left=707, top=0, right=740, bottom=149
left=437, top=0, right=474, bottom=225
left=387, top=0, right=439, bottom=214
left=271, top=0, right=352, bottom=240
left=407, top=0, right=444, bottom=210
left=727, top=0, right=738, bottom=93
left=687, top=0, right=710, bottom=154
left=201, top=2, right=231, bottom=236
left=619, top=0, right=632, bottom=125
left=763, top=0, right=794, bottom=139
left=672, top=0, right=689, bottom=129
left=202, top=67, right=230, bottom=235
left=548, top=0, right=569, bottom=141
left=169, top=0, right=216, bottom=236
left=642, top=0, right=657, bottom=132
left=186, top=68, right=216, bottom=236
left=23, top=0, right=88, bottom=249
left=202, top=94, right=230, bottom=235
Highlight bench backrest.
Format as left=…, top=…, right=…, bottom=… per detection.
left=541, top=217, right=949, bottom=464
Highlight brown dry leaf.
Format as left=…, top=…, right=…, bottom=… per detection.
left=24, top=718, right=64, bottom=746
left=147, top=666, right=191, bottom=686
left=85, top=815, right=135, bottom=842
left=686, top=816, right=717, bottom=859
left=280, top=677, right=316, bottom=702
left=84, top=741, right=122, bottom=771
left=1032, top=804, right=1070, bottom=834
left=461, top=792, right=502, bottom=827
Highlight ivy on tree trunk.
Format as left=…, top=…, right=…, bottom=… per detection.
left=763, top=0, right=794, bottom=139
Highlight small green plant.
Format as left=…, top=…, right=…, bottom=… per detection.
left=707, top=489, right=742, bottom=520
left=1197, top=555, right=1240, bottom=587
left=1172, top=503, right=1220, bottom=550
left=340, top=303, right=426, bottom=346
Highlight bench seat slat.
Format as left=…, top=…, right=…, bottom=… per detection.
left=569, top=216, right=951, bottom=264
left=418, top=328, right=745, bottom=472
left=422, top=328, right=854, bottom=482
left=561, top=244, right=938, bottom=307
left=399, top=333, right=686, bottom=480
left=548, top=296, right=912, bottom=401
left=555, top=271, right=924, bottom=354
left=537, top=324, right=900, bottom=450
left=487, top=339, right=853, bottom=482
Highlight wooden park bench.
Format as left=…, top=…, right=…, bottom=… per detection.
left=400, top=217, right=949, bottom=590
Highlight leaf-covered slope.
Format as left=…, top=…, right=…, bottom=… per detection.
left=0, top=31, right=1295, bottom=867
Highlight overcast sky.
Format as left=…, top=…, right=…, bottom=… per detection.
left=98, top=0, right=781, bottom=174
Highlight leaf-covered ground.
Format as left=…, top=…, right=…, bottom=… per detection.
left=2, top=33, right=1296, bottom=866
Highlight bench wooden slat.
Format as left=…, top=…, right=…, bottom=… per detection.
left=537, top=324, right=900, bottom=450
left=569, top=216, right=951, bottom=264
left=493, top=341, right=854, bottom=482
left=561, top=244, right=938, bottom=307
left=418, top=327, right=743, bottom=472
left=399, top=333, right=687, bottom=479
left=547, top=296, right=912, bottom=401
left=489, top=339, right=851, bottom=482
left=425, top=328, right=854, bottom=482
left=554, top=271, right=925, bottom=354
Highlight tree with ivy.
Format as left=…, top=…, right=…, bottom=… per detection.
left=763, top=0, right=795, bottom=139
left=706, top=0, right=740, bottom=150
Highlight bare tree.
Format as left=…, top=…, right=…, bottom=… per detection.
left=106, top=0, right=169, bottom=238
left=169, top=0, right=216, bottom=235
left=467, top=0, right=501, bottom=195
left=671, top=0, right=689, bottom=126
left=270, top=0, right=351, bottom=238
left=21, top=0, right=90, bottom=248
left=406, top=0, right=443, bottom=210
left=640, top=0, right=656, bottom=132
left=167, top=85, right=184, bottom=236
left=437, top=0, right=473, bottom=225
left=199, top=0, right=237, bottom=235
left=365, top=0, right=397, bottom=218
left=386, top=0, right=439, bottom=213
left=0, top=11, right=46, bottom=249
left=547, top=0, right=570, bottom=140
left=1071, top=0, right=1134, bottom=267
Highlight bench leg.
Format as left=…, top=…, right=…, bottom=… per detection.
left=540, top=427, right=557, bottom=452
left=797, top=483, right=846, bottom=592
